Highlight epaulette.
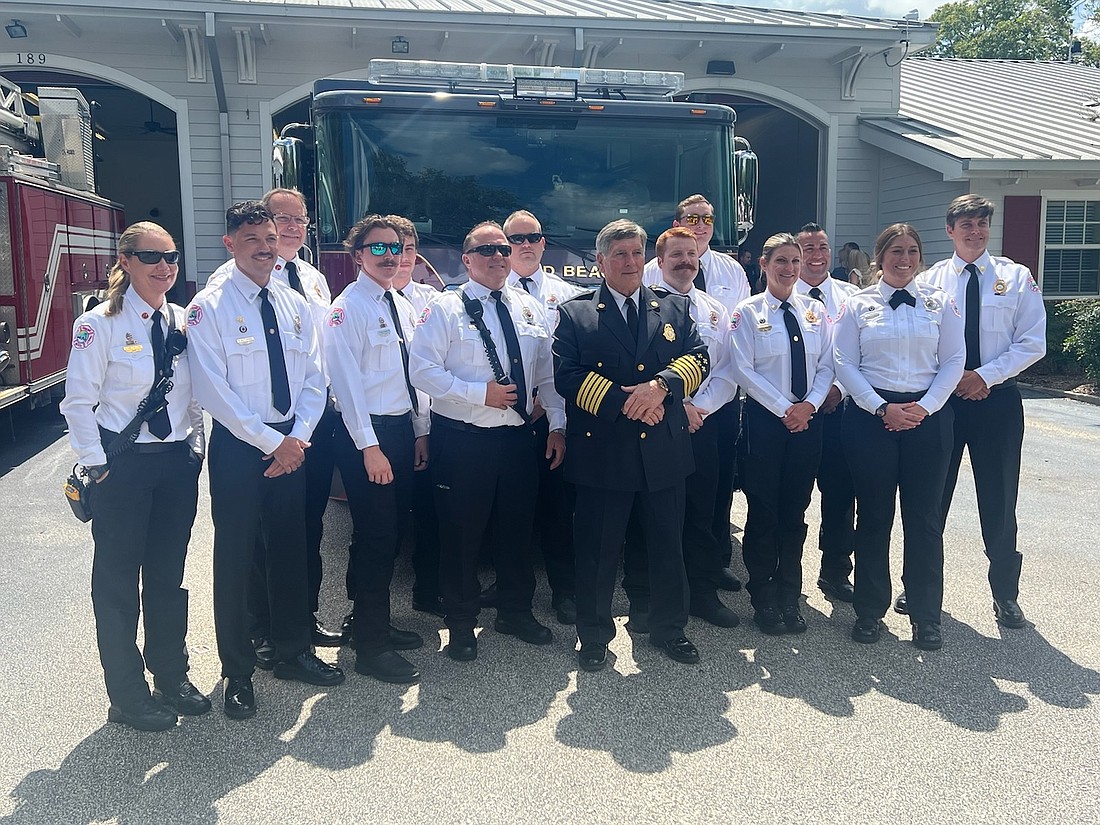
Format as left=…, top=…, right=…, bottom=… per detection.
left=563, top=290, right=596, bottom=303
left=649, top=287, right=671, bottom=297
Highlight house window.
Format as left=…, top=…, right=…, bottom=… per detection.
left=1043, top=200, right=1100, bottom=297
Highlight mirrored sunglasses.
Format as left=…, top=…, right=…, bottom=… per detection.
left=681, top=214, right=715, bottom=226
left=506, top=232, right=544, bottom=245
left=360, top=242, right=403, bottom=256
left=127, top=249, right=181, bottom=265
left=465, top=244, right=512, bottom=258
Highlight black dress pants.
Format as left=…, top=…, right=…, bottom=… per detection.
left=90, top=445, right=199, bottom=707
left=708, top=397, right=742, bottom=566
left=740, top=399, right=823, bottom=610
left=844, top=400, right=954, bottom=625
left=333, top=413, right=414, bottom=655
left=531, top=414, right=576, bottom=602
left=430, top=417, right=539, bottom=632
left=209, top=423, right=311, bottom=678
left=410, top=458, right=442, bottom=603
left=941, top=385, right=1025, bottom=601
left=816, top=400, right=857, bottom=581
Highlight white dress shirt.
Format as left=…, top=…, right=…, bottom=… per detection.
left=730, top=289, right=835, bottom=418
left=507, top=269, right=586, bottom=328
left=920, top=251, right=1046, bottom=387
left=397, top=279, right=441, bottom=316
left=408, top=280, right=565, bottom=430
left=655, top=279, right=738, bottom=414
left=61, top=286, right=204, bottom=467
left=795, top=275, right=859, bottom=395
left=324, top=272, right=430, bottom=450
left=186, top=266, right=325, bottom=456
left=644, top=247, right=750, bottom=317
left=833, top=280, right=965, bottom=415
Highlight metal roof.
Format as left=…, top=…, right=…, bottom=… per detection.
left=861, top=58, right=1100, bottom=175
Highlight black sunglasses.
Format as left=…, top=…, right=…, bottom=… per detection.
left=464, top=244, right=512, bottom=258
left=506, top=232, right=544, bottom=245
left=127, top=250, right=181, bottom=265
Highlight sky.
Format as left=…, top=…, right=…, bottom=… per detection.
left=722, top=0, right=1094, bottom=29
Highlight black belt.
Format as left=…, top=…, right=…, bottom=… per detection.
left=874, top=388, right=925, bottom=404
left=99, top=428, right=188, bottom=454
left=370, top=412, right=413, bottom=428
left=431, top=414, right=525, bottom=434
left=212, top=418, right=295, bottom=436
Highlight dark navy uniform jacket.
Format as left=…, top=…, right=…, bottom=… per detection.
left=553, top=283, right=709, bottom=492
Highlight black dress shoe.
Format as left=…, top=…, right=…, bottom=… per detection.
left=817, top=576, right=855, bottom=603
left=553, top=596, right=578, bottom=625
left=578, top=644, right=608, bottom=672
left=412, top=595, right=446, bottom=617
left=354, top=650, right=420, bottom=684
left=689, top=594, right=740, bottom=628
left=753, top=607, right=787, bottom=636
left=495, top=614, right=553, bottom=645
left=388, top=626, right=425, bottom=650
left=850, top=617, right=883, bottom=644
left=651, top=636, right=700, bottom=664
left=312, top=617, right=345, bottom=648
left=446, top=631, right=477, bottom=662
left=625, top=602, right=650, bottom=634
left=254, top=637, right=276, bottom=671
left=993, top=598, right=1027, bottom=629
left=912, top=622, right=943, bottom=651
left=273, top=652, right=346, bottom=686
left=479, top=582, right=498, bottom=608
left=153, top=679, right=212, bottom=716
left=340, top=612, right=355, bottom=646
left=108, top=698, right=178, bottom=731
left=780, top=604, right=807, bottom=634
left=893, top=591, right=909, bottom=615
left=715, top=568, right=743, bottom=592
left=223, top=677, right=256, bottom=720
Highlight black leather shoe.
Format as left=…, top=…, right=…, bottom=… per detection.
left=413, top=595, right=445, bottom=617
left=273, top=652, right=346, bottom=686
left=690, top=594, right=740, bottom=628
left=340, top=612, right=355, bottom=646
left=554, top=596, right=578, bottom=625
left=625, top=602, right=650, bottom=634
left=312, top=617, right=345, bottom=648
left=354, top=650, right=420, bottom=684
left=578, top=644, right=608, bottom=672
left=893, top=591, right=909, bottom=615
left=446, top=631, right=477, bottom=662
left=153, top=679, right=212, bottom=716
left=479, top=582, right=498, bottom=608
left=817, top=576, right=855, bottom=603
left=850, top=617, right=883, bottom=644
left=223, top=677, right=256, bottom=720
left=715, top=568, right=743, bottom=592
left=389, top=626, right=425, bottom=650
left=108, top=698, right=178, bottom=731
left=651, top=636, right=700, bottom=664
left=753, top=607, right=787, bottom=635
left=253, top=637, right=276, bottom=671
left=495, top=614, right=553, bottom=645
left=993, top=598, right=1027, bottom=629
left=780, top=604, right=807, bottom=634
left=912, top=622, right=943, bottom=651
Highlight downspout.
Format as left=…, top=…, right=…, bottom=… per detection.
left=205, top=11, right=232, bottom=210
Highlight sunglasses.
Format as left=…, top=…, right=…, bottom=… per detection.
left=465, top=244, right=512, bottom=258
left=273, top=214, right=311, bottom=227
left=126, top=250, right=181, bottom=265
left=359, top=242, right=403, bottom=256
left=681, top=214, right=715, bottom=226
left=506, top=232, right=544, bottom=245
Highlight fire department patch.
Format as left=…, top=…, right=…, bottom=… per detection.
left=328, top=307, right=345, bottom=327
left=1028, top=276, right=1040, bottom=293
left=730, top=310, right=741, bottom=331
left=417, top=306, right=432, bottom=326
left=72, top=324, right=95, bottom=350
left=186, top=305, right=203, bottom=326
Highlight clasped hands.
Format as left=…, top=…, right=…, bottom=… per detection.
left=262, top=435, right=310, bottom=478
left=622, top=379, right=667, bottom=426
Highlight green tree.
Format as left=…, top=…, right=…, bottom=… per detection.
left=926, top=0, right=1094, bottom=61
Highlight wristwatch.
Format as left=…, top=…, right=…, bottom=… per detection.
left=654, top=375, right=671, bottom=395
left=875, top=403, right=888, bottom=418
left=84, top=464, right=109, bottom=481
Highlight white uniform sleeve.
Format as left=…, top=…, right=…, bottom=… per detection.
left=832, top=303, right=886, bottom=414
left=729, top=304, right=791, bottom=418
left=408, top=298, right=488, bottom=408
left=805, top=312, right=836, bottom=412
left=323, top=299, right=380, bottom=451
left=918, top=297, right=966, bottom=414
left=59, top=313, right=110, bottom=467
left=976, top=273, right=1046, bottom=387
left=692, top=307, right=738, bottom=413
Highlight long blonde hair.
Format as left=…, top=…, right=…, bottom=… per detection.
left=104, top=221, right=174, bottom=317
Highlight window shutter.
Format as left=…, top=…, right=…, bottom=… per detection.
left=1002, top=195, right=1041, bottom=275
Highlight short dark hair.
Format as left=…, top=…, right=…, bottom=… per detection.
left=946, top=194, right=995, bottom=228
left=385, top=214, right=419, bottom=246
left=462, top=221, right=504, bottom=252
left=798, top=222, right=825, bottom=235
left=343, top=214, right=401, bottom=255
left=674, top=194, right=712, bottom=221
left=226, top=201, right=274, bottom=234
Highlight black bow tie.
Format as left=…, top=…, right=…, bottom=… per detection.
left=889, top=290, right=916, bottom=310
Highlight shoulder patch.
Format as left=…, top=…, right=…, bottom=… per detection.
left=186, top=305, right=203, bottom=327
left=1028, top=275, right=1041, bottom=294
left=328, top=307, right=346, bottom=327
left=730, top=310, right=742, bottom=331
left=417, top=306, right=432, bottom=326
left=72, top=323, right=96, bottom=350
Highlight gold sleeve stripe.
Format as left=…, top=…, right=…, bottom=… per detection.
left=669, top=355, right=704, bottom=395
left=577, top=372, right=613, bottom=415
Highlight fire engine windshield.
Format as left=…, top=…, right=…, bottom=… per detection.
left=313, top=106, right=735, bottom=255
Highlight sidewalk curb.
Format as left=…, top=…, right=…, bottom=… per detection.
left=1019, top=381, right=1100, bottom=407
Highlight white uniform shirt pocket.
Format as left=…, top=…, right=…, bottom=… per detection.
left=107, top=345, right=154, bottom=387
left=223, top=334, right=266, bottom=386
left=366, top=325, right=402, bottom=371
left=981, top=294, right=1018, bottom=333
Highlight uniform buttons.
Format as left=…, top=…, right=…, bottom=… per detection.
left=640, top=432, right=647, bottom=439
left=637, top=364, right=645, bottom=371
left=585, top=432, right=592, bottom=437
left=597, top=362, right=603, bottom=367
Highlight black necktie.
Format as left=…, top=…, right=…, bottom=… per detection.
left=888, top=290, right=916, bottom=310
left=780, top=301, right=807, bottom=400
left=383, top=290, right=419, bottom=416
left=694, top=264, right=706, bottom=293
left=395, top=287, right=406, bottom=299
left=490, top=290, right=528, bottom=419
left=285, top=260, right=305, bottom=297
left=147, top=309, right=172, bottom=439
left=259, top=287, right=292, bottom=415
left=809, top=286, right=825, bottom=304
left=964, top=263, right=981, bottom=370
left=624, top=296, right=639, bottom=341
left=519, top=277, right=534, bottom=294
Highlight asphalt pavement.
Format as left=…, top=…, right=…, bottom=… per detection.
left=0, top=391, right=1097, bottom=824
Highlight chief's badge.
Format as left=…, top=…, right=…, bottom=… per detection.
left=663, top=323, right=676, bottom=342
left=993, top=279, right=1008, bottom=295
left=804, top=309, right=819, bottom=325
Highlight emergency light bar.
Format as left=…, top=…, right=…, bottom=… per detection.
left=367, top=60, right=684, bottom=98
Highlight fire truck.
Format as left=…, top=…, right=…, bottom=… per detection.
left=274, top=59, right=758, bottom=292
left=0, top=76, right=123, bottom=415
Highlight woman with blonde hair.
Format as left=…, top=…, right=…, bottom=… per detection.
left=60, top=222, right=207, bottom=731
left=848, top=249, right=875, bottom=287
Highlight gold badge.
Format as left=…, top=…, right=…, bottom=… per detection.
left=522, top=307, right=535, bottom=324
left=804, top=309, right=819, bottom=324
left=663, top=323, right=676, bottom=342
left=993, top=279, right=1008, bottom=295
left=924, top=297, right=940, bottom=311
